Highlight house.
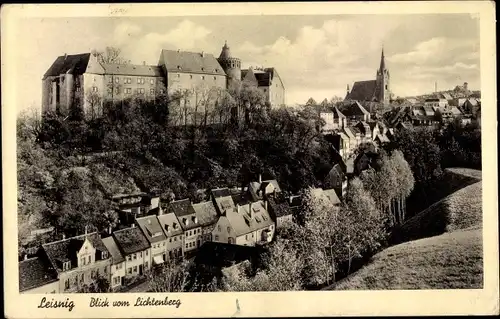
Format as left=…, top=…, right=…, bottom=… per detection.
left=355, top=121, right=372, bottom=140
left=267, top=194, right=294, bottom=229
left=112, top=226, right=151, bottom=284
left=192, top=201, right=219, bottom=245
left=338, top=100, right=371, bottom=124
left=165, top=199, right=203, bottom=257
left=157, top=212, right=184, bottom=261
left=135, top=215, right=168, bottom=266
left=101, top=236, right=126, bottom=289
left=319, top=107, right=346, bottom=134
left=410, top=106, right=439, bottom=126
left=248, top=176, right=282, bottom=201
left=211, top=188, right=238, bottom=216
left=324, top=163, right=348, bottom=199
left=19, top=256, right=59, bottom=293
left=424, top=97, right=448, bottom=108
left=248, top=67, right=286, bottom=108
left=212, top=200, right=275, bottom=246
left=354, top=151, right=382, bottom=175
left=41, top=231, right=111, bottom=293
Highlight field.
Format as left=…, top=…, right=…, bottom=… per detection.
left=331, top=168, right=483, bottom=290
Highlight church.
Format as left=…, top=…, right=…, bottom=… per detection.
left=345, top=49, right=391, bottom=104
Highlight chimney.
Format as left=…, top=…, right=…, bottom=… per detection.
left=64, top=53, right=68, bottom=59
left=258, top=174, right=262, bottom=184
left=347, top=84, right=350, bottom=95
left=62, top=234, right=66, bottom=240
left=264, top=200, right=268, bottom=212
left=201, top=51, right=205, bottom=57
left=84, top=225, right=88, bottom=235
left=108, top=225, right=112, bottom=235
left=142, top=61, right=146, bottom=66
left=24, top=254, right=28, bottom=261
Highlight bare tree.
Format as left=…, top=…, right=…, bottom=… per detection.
left=85, top=90, right=103, bottom=121
left=97, top=47, right=130, bottom=65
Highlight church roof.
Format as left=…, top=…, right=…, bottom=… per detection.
left=379, top=48, right=386, bottom=71
left=159, top=49, right=225, bottom=75
left=346, top=80, right=377, bottom=101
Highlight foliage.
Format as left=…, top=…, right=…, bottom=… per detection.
left=147, top=260, right=190, bottom=292
left=96, top=47, right=130, bottom=65
left=77, top=275, right=111, bottom=293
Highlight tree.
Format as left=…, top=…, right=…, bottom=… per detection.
left=97, top=47, right=130, bottom=65
left=147, top=260, right=190, bottom=292
left=77, top=275, right=111, bottom=293
left=85, top=90, right=103, bottom=121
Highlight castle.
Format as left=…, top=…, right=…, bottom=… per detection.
left=41, top=42, right=286, bottom=122
left=345, top=48, right=391, bottom=104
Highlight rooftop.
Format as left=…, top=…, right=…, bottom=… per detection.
left=112, top=227, right=150, bottom=255
left=19, top=257, right=58, bottom=292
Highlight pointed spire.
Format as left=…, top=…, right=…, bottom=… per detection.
left=379, top=46, right=386, bottom=71
left=219, top=40, right=231, bottom=59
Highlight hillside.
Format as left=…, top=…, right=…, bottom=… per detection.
left=330, top=168, right=483, bottom=290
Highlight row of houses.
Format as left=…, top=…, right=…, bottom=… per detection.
left=318, top=100, right=394, bottom=162
left=19, top=175, right=343, bottom=294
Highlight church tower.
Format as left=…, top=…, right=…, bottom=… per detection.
left=217, top=41, right=241, bottom=92
left=375, top=48, right=390, bottom=104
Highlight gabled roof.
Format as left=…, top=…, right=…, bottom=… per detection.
left=164, top=198, right=196, bottom=217
left=192, top=201, right=218, bottom=227
left=333, top=107, right=346, bottom=119
left=135, top=215, right=167, bottom=244
left=322, top=188, right=341, bottom=205
left=254, top=71, right=271, bottom=87
left=343, top=127, right=356, bottom=139
left=103, top=64, right=163, bottom=77
left=346, top=80, right=377, bottom=101
left=226, top=201, right=273, bottom=237
left=157, top=212, right=183, bottom=237
left=213, top=195, right=236, bottom=215
left=42, top=232, right=109, bottom=272
left=102, top=236, right=125, bottom=265
left=19, top=257, right=58, bottom=292
left=112, top=227, right=150, bottom=255
left=340, top=101, right=370, bottom=117
left=211, top=188, right=233, bottom=199
left=159, top=49, right=225, bottom=75
left=43, top=53, right=91, bottom=79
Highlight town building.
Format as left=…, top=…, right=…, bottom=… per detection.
left=337, top=101, right=371, bottom=124
left=164, top=199, right=203, bottom=257
left=135, top=215, right=168, bottom=266
left=157, top=212, right=184, bottom=261
left=192, top=201, right=219, bottom=246
left=42, top=42, right=285, bottom=120
left=101, top=236, right=126, bottom=289
left=248, top=176, right=282, bottom=201
left=40, top=231, right=111, bottom=293
left=19, top=256, right=59, bottom=294
left=112, top=226, right=151, bottom=284
left=211, top=200, right=275, bottom=246
left=345, top=49, right=391, bottom=104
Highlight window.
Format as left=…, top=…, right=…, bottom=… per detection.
left=125, top=78, right=132, bottom=84
left=139, top=252, right=142, bottom=258
left=91, top=270, right=95, bottom=279
left=125, top=88, right=132, bottom=94
left=104, top=266, right=107, bottom=274
left=137, top=78, right=144, bottom=84
left=128, top=267, right=132, bottom=274
left=217, top=225, right=221, bottom=232
left=115, top=77, right=119, bottom=83
left=88, top=255, right=91, bottom=263
left=145, top=250, right=148, bottom=256
left=145, top=262, right=148, bottom=269
left=227, top=226, right=231, bottom=233
left=137, top=88, right=145, bottom=94
left=190, top=75, right=193, bottom=79
left=133, top=254, right=137, bottom=260
left=127, top=255, right=132, bottom=261
left=115, top=88, right=120, bottom=94
left=202, top=76, right=205, bottom=80
left=169, top=238, right=172, bottom=242
left=159, top=89, right=164, bottom=94
left=245, top=234, right=248, bottom=240
left=150, top=89, right=155, bottom=95
left=214, top=76, right=217, bottom=80
left=174, top=237, right=176, bottom=242
left=150, top=79, right=155, bottom=85
left=108, top=88, right=113, bottom=94
left=215, top=235, right=219, bottom=241
left=80, top=273, right=84, bottom=283
left=81, top=257, right=85, bottom=266
left=108, top=77, right=113, bottom=83
left=92, top=87, right=98, bottom=92
left=133, top=266, right=137, bottom=272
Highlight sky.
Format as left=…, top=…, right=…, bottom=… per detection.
left=14, top=14, right=480, bottom=113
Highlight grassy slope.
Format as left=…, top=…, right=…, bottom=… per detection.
left=332, top=168, right=483, bottom=290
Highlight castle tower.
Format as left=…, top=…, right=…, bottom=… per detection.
left=376, top=47, right=390, bottom=104
left=217, top=41, right=241, bottom=92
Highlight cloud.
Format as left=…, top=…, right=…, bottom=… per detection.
left=112, top=22, right=143, bottom=46
left=118, top=19, right=213, bottom=64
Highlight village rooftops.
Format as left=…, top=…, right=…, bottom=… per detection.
left=339, top=101, right=371, bottom=117
left=41, top=232, right=109, bottom=273
left=157, top=212, right=183, bottom=237
left=135, top=215, right=167, bottom=244
left=112, top=227, right=150, bottom=256
left=101, top=236, right=125, bottom=265
left=192, top=201, right=219, bottom=227
left=164, top=198, right=196, bottom=217
left=19, top=257, right=59, bottom=292
left=345, top=80, right=377, bottom=101
left=226, top=201, right=274, bottom=237
left=159, top=49, right=226, bottom=75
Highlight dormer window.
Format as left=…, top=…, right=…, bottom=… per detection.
left=183, top=218, right=189, bottom=226
left=63, top=261, right=71, bottom=271
left=173, top=222, right=177, bottom=229
left=165, top=224, right=169, bottom=232
left=177, top=66, right=181, bottom=70
left=192, top=216, right=197, bottom=223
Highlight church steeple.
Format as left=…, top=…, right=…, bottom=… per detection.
left=379, top=47, right=386, bottom=72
